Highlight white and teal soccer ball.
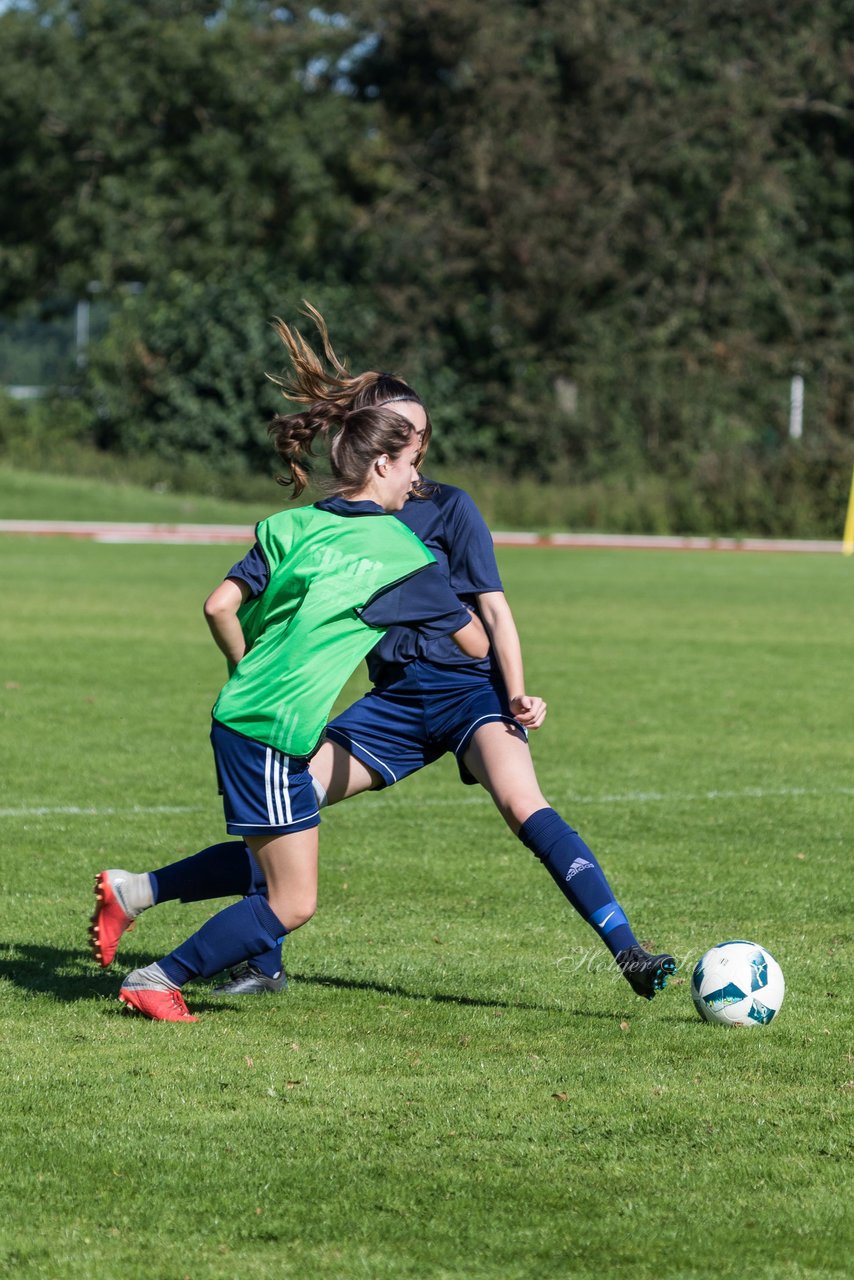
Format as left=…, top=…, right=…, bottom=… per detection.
left=691, top=941, right=785, bottom=1027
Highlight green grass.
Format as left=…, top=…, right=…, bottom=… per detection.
left=0, top=463, right=280, bottom=525
left=0, top=533, right=851, bottom=1280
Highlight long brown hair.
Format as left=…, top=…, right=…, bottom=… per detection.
left=267, top=303, right=431, bottom=498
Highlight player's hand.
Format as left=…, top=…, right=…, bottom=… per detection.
left=509, top=694, right=547, bottom=730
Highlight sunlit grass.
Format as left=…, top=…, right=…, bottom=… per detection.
left=0, top=534, right=851, bottom=1279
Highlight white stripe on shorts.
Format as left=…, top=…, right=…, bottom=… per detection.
left=265, top=748, right=281, bottom=825
left=264, top=746, right=292, bottom=827
left=272, top=751, right=285, bottom=825
left=452, top=713, right=522, bottom=757
left=264, top=748, right=274, bottom=823
left=280, top=752, right=293, bottom=824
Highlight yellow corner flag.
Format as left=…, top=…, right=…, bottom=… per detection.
left=844, top=465, right=854, bottom=556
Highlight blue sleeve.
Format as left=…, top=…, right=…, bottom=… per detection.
left=224, top=543, right=268, bottom=598
left=444, top=490, right=503, bottom=596
left=359, top=563, right=472, bottom=635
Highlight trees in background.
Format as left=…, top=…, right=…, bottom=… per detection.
left=0, top=0, right=378, bottom=301
left=0, top=0, right=851, bottom=530
left=348, top=0, right=852, bottom=469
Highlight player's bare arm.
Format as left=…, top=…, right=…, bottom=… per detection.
left=203, top=577, right=251, bottom=666
left=475, top=591, right=547, bottom=729
left=451, top=609, right=490, bottom=659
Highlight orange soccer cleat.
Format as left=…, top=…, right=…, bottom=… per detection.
left=118, top=977, right=198, bottom=1023
left=89, top=870, right=138, bottom=967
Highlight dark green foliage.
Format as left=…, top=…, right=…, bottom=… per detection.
left=0, top=0, right=851, bottom=531
left=83, top=272, right=285, bottom=475
left=0, top=0, right=375, bottom=302
left=348, top=0, right=853, bottom=472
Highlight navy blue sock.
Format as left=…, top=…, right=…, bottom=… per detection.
left=150, top=843, right=284, bottom=980
left=249, top=944, right=286, bottom=979
left=241, top=858, right=284, bottom=978
left=160, top=895, right=287, bottom=986
left=518, top=808, right=637, bottom=957
left=149, top=841, right=263, bottom=905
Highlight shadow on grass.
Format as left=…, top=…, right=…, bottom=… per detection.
left=285, top=969, right=627, bottom=1019
left=0, top=942, right=118, bottom=1001
left=0, top=942, right=224, bottom=1015
left=0, top=943, right=692, bottom=1022
left=284, top=969, right=553, bottom=1012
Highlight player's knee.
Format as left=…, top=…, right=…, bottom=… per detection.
left=500, top=791, right=549, bottom=833
left=265, top=888, right=316, bottom=931
left=286, top=893, right=317, bottom=931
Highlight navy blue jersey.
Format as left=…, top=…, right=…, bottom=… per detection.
left=367, top=480, right=503, bottom=684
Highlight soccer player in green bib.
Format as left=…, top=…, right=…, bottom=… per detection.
left=111, top=307, right=488, bottom=1021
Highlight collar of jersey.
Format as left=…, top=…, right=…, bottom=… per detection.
left=314, top=496, right=387, bottom=518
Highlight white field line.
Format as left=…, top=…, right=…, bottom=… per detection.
left=0, top=519, right=843, bottom=553
left=0, top=804, right=205, bottom=817
left=4, top=784, right=852, bottom=820
left=368, top=784, right=854, bottom=808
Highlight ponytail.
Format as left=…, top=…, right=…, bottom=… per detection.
left=267, top=404, right=334, bottom=499
left=267, top=303, right=432, bottom=497
left=267, top=303, right=382, bottom=409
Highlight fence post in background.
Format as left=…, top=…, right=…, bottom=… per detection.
left=75, top=298, right=90, bottom=367
left=76, top=281, right=105, bottom=368
left=788, top=374, right=804, bottom=440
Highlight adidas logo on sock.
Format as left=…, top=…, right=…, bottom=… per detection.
left=565, top=857, right=595, bottom=883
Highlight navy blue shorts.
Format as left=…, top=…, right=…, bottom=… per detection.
left=324, top=661, right=523, bottom=788
left=211, top=720, right=320, bottom=837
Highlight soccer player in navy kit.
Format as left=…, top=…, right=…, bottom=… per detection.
left=228, top=477, right=675, bottom=1001
left=92, top=309, right=675, bottom=1009
left=99, top=308, right=488, bottom=1022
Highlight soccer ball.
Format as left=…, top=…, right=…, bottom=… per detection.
left=691, top=941, right=785, bottom=1027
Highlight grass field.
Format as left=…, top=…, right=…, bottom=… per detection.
left=0, top=463, right=274, bottom=525
left=1, top=523, right=852, bottom=1279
